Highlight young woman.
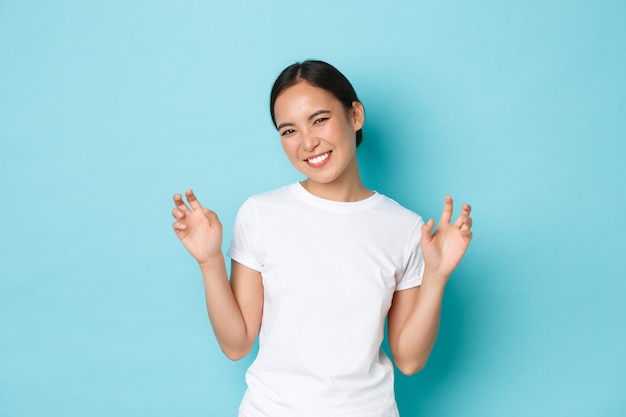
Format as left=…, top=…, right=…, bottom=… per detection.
left=171, top=60, right=473, bottom=417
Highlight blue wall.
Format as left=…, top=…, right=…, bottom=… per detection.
left=1, top=1, right=625, bottom=415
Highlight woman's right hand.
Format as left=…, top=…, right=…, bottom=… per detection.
left=172, top=190, right=223, bottom=265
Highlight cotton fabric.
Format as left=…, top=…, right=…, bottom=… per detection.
left=228, top=183, right=425, bottom=417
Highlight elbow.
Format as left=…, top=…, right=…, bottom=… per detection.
left=224, top=350, right=246, bottom=361
left=390, top=342, right=433, bottom=375
left=395, top=358, right=427, bottom=376
left=221, top=345, right=252, bottom=361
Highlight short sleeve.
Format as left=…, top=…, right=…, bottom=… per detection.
left=227, top=198, right=263, bottom=272
left=395, top=219, right=425, bottom=291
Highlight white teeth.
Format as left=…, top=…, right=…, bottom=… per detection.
left=308, top=152, right=329, bottom=164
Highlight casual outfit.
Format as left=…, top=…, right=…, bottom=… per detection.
left=227, top=183, right=425, bottom=417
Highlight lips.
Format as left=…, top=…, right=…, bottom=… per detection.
left=306, top=151, right=331, bottom=167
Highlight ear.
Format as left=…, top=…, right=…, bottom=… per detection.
left=350, top=101, right=365, bottom=131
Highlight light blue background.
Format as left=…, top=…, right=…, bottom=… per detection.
left=1, top=0, right=625, bottom=416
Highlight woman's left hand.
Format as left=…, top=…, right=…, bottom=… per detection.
left=420, top=195, right=473, bottom=281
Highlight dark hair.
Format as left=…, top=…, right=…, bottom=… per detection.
left=270, top=60, right=363, bottom=146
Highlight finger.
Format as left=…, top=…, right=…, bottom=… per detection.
left=203, top=207, right=216, bottom=220
left=172, top=221, right=187, bottom=231
left=172, top=207, right=186, bottom=220
left=421, top=218, right=435, bottom=245
left=460, top=215, right=472, bottom=232
left=453, top=203, right=471, bottom=227
left=185, top=189, right=203, bottom=211
left=173, top=193, right=190, bottom=213
left=439, top=195, right=454, bottom=225
left=204, top=208, right=223, bottom=228
left=461, top=230, right=473, bottom=241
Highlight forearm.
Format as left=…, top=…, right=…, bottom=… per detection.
left=393, top=268, right=448, bottom=374
left=198, top=255, right=250, bottom=359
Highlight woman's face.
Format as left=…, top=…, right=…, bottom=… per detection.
left=273, top=81, right=364, bottom=191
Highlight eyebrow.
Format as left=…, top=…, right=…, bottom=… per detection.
left=277, top=109, right=331, bottom=130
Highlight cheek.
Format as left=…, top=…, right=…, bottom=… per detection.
left=333, top=124, right=357, bottom=148
left=329, top=118, right=356, bottom=139
left=280, top=139, right=300, bottom=161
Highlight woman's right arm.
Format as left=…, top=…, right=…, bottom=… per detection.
left=172, top=190, right=263, bottom=360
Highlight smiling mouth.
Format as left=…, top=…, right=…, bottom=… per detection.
left=307, top=151, right=331, bottom=167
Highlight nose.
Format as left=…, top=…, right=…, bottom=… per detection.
left=302, top=130, right=321, bottom=152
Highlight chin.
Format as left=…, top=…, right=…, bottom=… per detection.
left=307, top=176, right=341, bottom=186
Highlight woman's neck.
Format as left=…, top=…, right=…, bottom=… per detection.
left=300, top=180, right=373, bottom=202
left=300, top=162, right=373, bottom=202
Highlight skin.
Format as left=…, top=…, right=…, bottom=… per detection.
left=172, top=81, right=473, bottom=374
left=275, top=81, right=369, bottom=202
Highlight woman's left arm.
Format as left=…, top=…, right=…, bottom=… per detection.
left=388, top=195, right=473, bottom=375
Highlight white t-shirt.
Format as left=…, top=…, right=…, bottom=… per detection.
left=227, top=183, right=425, bottom=417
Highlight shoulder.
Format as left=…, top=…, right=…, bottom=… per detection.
left=374, top=193, right=424, bottom=226
left=236, top=183, right=299, bottom=216
left=243, top=183, right=297, bottom=206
